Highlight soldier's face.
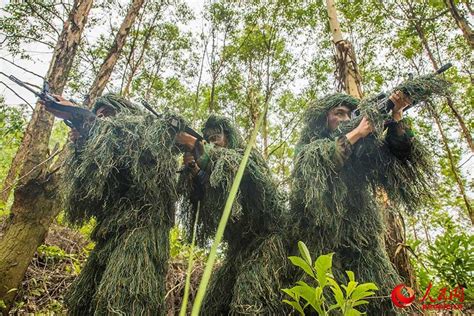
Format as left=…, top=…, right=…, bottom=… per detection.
left=96, top=105, right=116, bottom=118
left=327, top=105, right=351, bottom=131
left=208, top=132, right=227, bottom=148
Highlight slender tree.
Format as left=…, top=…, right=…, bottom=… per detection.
left=0, top=0, right=93, bottom=311
left=326, top=0, right=363, bottom=99
left=83, top=0, right=146, bottom=108
left=443, top=0, right=474, bottom=49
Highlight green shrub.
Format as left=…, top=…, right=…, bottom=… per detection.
left=282, top=241, right=378, bottom=315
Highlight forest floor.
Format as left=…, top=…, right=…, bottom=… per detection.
left=0, top=216, right=206, bottom=315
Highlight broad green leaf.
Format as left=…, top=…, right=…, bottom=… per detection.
left=312, top=286, right=326, bottom=315
left=282, top=287, right=300, bottom=301
left=289, top=256, right=315, bottom=278
left=314, top=253, right=333, bottom=287
left=281, top=288, right=297, bottom=300
left=295, top=280, right=313, bottom=289
left=298, top=241, right=313, bottom=266
left=292, top=284, right=318, bottom=309
left=351, top=283, right=378, bottom=301
left=314, top=286, right=324, bottom=301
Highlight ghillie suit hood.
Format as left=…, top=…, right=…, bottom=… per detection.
left=290, top=75, right=450, bottom=313
left=298, top=92, right=359, bottom=144
left=92, top=92, right=141, bottom=115
left=62, top=95, right=186, bottom=315
left=202, top=114, right=244, bottom=149
left=179, top=115, right=290, bottom=314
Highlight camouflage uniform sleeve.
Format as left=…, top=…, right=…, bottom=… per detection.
left=333, top=135, right=354, bottom=170
left=385, top=118, right=414, bottom=161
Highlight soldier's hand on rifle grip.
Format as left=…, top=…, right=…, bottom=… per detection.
left=346, top=116, right=374, bottom=145
left=390, top=90, right=412, bottom=122
left=183, top=152, right=200, bottom=175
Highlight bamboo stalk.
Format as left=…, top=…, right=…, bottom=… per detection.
left=179, top=208, right=199, bottom=316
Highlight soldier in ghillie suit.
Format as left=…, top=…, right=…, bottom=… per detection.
left=178, top=115, right=290, bottom=315
left=290, top=75, right=450, bottom=313
left=60, top=94, right=186, bottom=315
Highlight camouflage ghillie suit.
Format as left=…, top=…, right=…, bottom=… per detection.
left=290, top=76, right=449, bottom=314
left=180, top=115, right=290, bottom=315
left=62, top=94, right=184, bottom=315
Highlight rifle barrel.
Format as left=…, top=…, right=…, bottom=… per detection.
left=436, top=63, right=452, bottom=75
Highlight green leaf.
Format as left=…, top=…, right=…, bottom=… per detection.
left=314, top=286, right=324, bottom=301
left=314, top=253, right=333, bottom=287
left=351, top=284, right=377, bottom=301
left=292, top=284, right=317, bottom=309
left=328, top=303, right=339, bottom=311
left=346, top=270, right=355, bottom=282
left=282, top=299, right=305, bottom=315
left=344, top=281, right=358, bottom=297
left=328, top=278, right=345, bottom=306
left=298, top=241, right=312, bottom=266
left=345, top=308, right=362, bottom=316
left=352, top=300, right=369, bottom=307
left=281, top=288, right=298, bottom=300
left=289, top=256, right=315, bottom=278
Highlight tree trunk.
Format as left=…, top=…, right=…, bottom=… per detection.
left=84, top=0, right=145, bottom=108
left=0, top=166, right=63, bottom=313
left=443, top=0, right=474, bottom=49
left=326, top=0, right=363, bottom=99
left=121, top=39, right=147, bottom=97
left=0, top=0, right=93, bottom=312
left=0, top=144, right=27, bottom=204
left=209, top=77, right=217, bottom=113
left=325, top=0, right=414, bottom=284
left=122, top=11, right=159, bottom=97
left=384, top=209, right=417, bottom=288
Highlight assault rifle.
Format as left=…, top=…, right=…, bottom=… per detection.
left=334, top=63, right=452, bottom=137
left=351, top=63, right=452, bottom=118
left=140, top=99, right=203, bottom=142
left=0, top=73, right=96, bottom=136
left=0, top=73, right=204, bottom=143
